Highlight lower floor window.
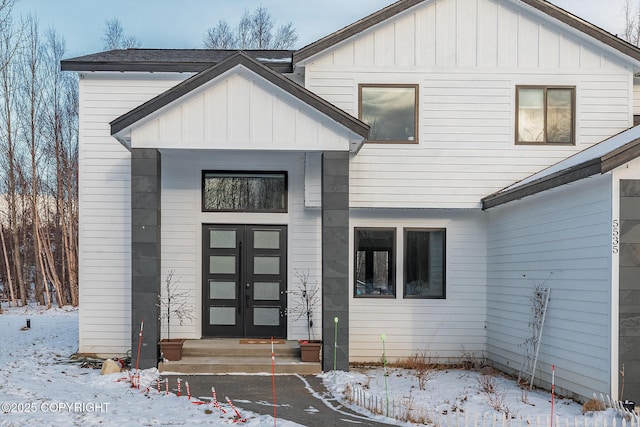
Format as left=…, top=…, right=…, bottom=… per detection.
left=354, top=227, right=446, bottom=298
left=354, top=228, right=395, bottom=297
left=404, top=229, right=445, bottom=298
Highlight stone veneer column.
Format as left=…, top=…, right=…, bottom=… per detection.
left=131, top=148, right=161, bottom=369
left=321, top=151, right=350, bottom=371
left=620, top=179, right=640, bottom=402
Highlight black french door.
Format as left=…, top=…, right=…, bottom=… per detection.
left=202, top=224, right=287, bottom=338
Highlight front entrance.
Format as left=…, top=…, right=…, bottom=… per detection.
left=202, top=224, right=287, bottom=338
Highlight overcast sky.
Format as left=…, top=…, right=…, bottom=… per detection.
left=11, top=0, right=634, bottom=58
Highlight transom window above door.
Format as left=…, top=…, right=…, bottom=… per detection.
left=202, top=171, right=287, bottom=212
left=516, top=86, right=575, bottom=145
left=359, top=84, right=418, bottom=143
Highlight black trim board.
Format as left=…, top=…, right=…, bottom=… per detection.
left=482, top=137, right=640, bottom=210
left=110, top=51, right=368, bottom=140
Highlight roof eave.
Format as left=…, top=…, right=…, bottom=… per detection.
left=482, top=137, right=640, bottom=210
left=110, top=51, right=369, bottom=142
left=519, top=0, right=640, bottom=63
left=293, top=0, right=425, bottom=65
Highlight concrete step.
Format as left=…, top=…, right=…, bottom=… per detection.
left=158, top=339, right=322, bottom=374
left=158, top=356, right=321, bottom=374
left=182, top=339, right=300, bottom=358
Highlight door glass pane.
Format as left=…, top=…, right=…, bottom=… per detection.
left=517, top=88, right=544, bottom=142
left=254, top=256, right=280, bottom=274
left=209, top=280, right=236, bottom=299
left=254, top=282, right=280, bottom=300
left=254, top=230, right=280, bottom=249
left=254, top=307, right=280, bottom=326
left=210, top=256, right=235, bottom=274
left=210, top=229, right=236, bottom=248
left=210, top=307, right=236, bottom=325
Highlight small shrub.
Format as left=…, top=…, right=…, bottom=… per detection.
left=477, top=372, right=497, bottom=394
left=582, top=398, right=606, bottom=414
left=400, top=351, right=437, bottom=391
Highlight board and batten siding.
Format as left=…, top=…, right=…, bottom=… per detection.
left=160, top=150, right=322, bottom=340
left=349, top=209, right=487, bottom=362
left=486, top=175, right=613, bottom=401
left=302, top=0, right=634, bottom=209
left=78, top=73, right=188, bottom=356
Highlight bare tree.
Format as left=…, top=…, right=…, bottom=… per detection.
left=0, top=9, right=28, bottom=306
left=102, top=17, right=141, bottom=50
left=623, top=0, right=640, bottom=45
left=273, top=22, right=298, bottom=50
left=203, top=6, right=298, bottom=49
left=203, top=20, right=236, bottom=49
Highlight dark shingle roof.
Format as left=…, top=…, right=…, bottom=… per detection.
left=60, top=49, right=293, bottom=73
left=110, top=51, right=368, bottom=140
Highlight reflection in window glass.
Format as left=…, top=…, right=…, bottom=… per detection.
left=203, top=172, right=287, bottom=212
left=517, top=86, right=574, bottom=144
left=404, top=229, right=445, bottom=298
left=354, top=228, right=395, bottom=297
left=360, top=85, right=418, bottom=142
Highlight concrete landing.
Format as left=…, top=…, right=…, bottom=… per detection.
left=158, top=339, right=321, bottom=374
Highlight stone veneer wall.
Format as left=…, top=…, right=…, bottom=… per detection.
left=620, top=179, right=640, bottom=402
left=131, top=149, right=161, bottom=369
left=321, top=151, right=349, bottom=371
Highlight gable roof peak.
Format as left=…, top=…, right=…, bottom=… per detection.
left=293, top=0, right=640, bottom=66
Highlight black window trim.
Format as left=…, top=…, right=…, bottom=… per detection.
left=201, top=170, right=288, bottom=213
left=402, top=227, right=446, bottom=299
left=353, top=227, right=396, bottom=298
left=515, top=85, right=576, bottom=146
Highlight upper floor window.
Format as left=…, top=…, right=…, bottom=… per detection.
left=202, top=171, right=287, bottom=212
left=359, top=84, right=418, bottom=143
left=516, top=86, right=575, bottom=145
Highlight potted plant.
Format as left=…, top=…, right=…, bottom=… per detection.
left=157, top=270, right=193, bottom=361
left=288, top=270, right=322, bottom=362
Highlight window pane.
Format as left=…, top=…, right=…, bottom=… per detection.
left=253, top=307, right=280, bottom=326
left=254, top=256, right=280, bottom=275
left=517, top=88, right=544, bottom=142
left=354, top=229, right=395, bottom=296
left=210, top=256, right=235, bottom=274
left=210, top=229, right=236, bottom=249
left=361, top=86, right=417, bottom=142
left=546, top=89, right=572, bottom=143
left=210, top=307, right=235, bottom=325
left=209, top=280, right=236, bottom=299
left=254, top=282, right=280, bottom=300
left=253, top=230, right=280, bottom=249
left=203, top=172, right=286, bottom=212
left=404, top=230, right=445, bottom=298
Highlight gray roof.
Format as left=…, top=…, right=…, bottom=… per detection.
left=60, top=49, right=293, bottom=73
left=110, top=51, right=369, bottom=140
left=482, top=126, right=640, bottom=209
left=294, top=0, right=640, bottom=64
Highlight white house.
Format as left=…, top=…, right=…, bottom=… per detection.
left=61, top=0, right=640, bottom=402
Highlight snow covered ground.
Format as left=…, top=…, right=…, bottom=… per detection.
left=0, top=305, right=628, bottom=426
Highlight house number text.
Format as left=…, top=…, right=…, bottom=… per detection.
left=612, top=220, right=620, bottom=254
